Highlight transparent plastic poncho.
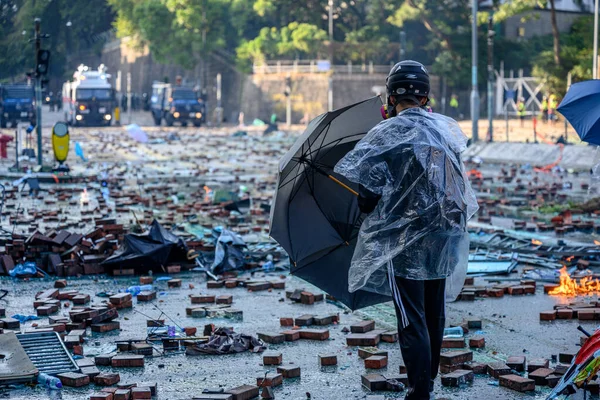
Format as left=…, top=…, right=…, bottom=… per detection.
left=334, top=108, right=478, bottom=301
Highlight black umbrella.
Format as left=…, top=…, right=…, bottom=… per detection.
left=102, top=219, right=189, bottom=274
left=270, top=96, right=390, bottom=310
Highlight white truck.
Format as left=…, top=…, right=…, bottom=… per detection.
left=62, top=64, right=115, bottom=127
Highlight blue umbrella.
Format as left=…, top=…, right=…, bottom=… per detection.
left=557, top=80, right=600, bottom=145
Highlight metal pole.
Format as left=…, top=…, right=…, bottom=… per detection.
left=594, top=0, right=598, bottom=79
left=470, top=0, right=480, bottom=142
left=216, top=73, right=223, bottom=127
left=328, top=0, right=334, bottom=111
left=505, top=106, right=509, bottom=142
left=400, top=30, right=406, bottom=61
left=126, top=72, right=132, bottom=124
left=34, top=18, right=42, bottom=166
left=487, top=14, right=494, bottom=142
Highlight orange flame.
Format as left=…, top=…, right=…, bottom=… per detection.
left=566, top=256, right=575, bottom=262
left=531, top=239, right=543, bottom=246
left=548, top=267, right=600, bottom=296
left=595, top=240, right=600, bottom=246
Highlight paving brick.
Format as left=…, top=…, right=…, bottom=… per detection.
left=224, top=280, right=238, bottom=289
left=0, top=317, right=19, bottom=329
left=540, top=311, right=557, bottom=321
left=166, top=265, right=181, bottom=274
left=109, top=293, right=132, bottom=305
left=191, top=308, right=207, bottom=318
left=257, top=332, right=284, bottom=344
left=351, top=320, right=375, bottom=333
left=90, top=393, right=113, bottom=400
left=381, top=331, right=398, bottom=343
left=439, top=351, right=473, bottom=366
left=365, top=355, right=387, bottom=369
left=578, top=309, right=596, bottom=320
left=73, top=294, right=91, bottom=305
left=216, top=295, right=233, bottom=304
left=113, top=389, right=131, bottom=400
left=358, top=347, right=388, bottom=359
left=466, top=319, right=482, bottom=329
left=131, top=343, right=153, bottom=356
left=137, top=291, right=156, bottom=302
left=207, top=280, right=224, bottom=289
left=95, top=355, right=113, bottom=366
left=277, top=365, right=301, bottom=378
left=54, top=279, right=68, bottom=288
left=506, top=356, right=526, bottom=372
left=544, top=284, right=560, bottom=293
left=299, top=329, right=329, bottom=341
left=469, top=336, right=485, bottom=348
left=529, top=367, right=554, bottom=386
left=281, top=330, right=300, bottom=342
left=225, top=384, right=259, bottom=400
left=247, top=282, right=271, bottom=291
left=319, top=354, right=337, bottom=366
left=167, top=279, right=182, bottom=288
left=346, top=333, right=380, bottom=346
left=546, top=374, right=560, bottom=388
left=553, top=363, right=569, bottom=375
left=111, top=355, right=144, bottom=368
left=279, top=317, right=294, bottom=327
left=57, top=372, right=90, bottom=387
left=131, top=387, right=151, bottom=399
left=192, top=395, right=232, bottom=400
left=486, top=288, right=504, bottom=297
left=184, top=326, right=197, bottom=336
left=499, top=374, right=535, bottom=392
left=94, top=373, right=121, bottom=386
left=487, top=362, right=511, bottom=378
left=523, top=285, right=536, bottom=294
left=137, top=382, right=157, bottom=397
left=300, top=292, right=315, bottom=305
left=313, top=315, right=335, bottom=326
left=442, top=337, right=466, bottom=349
left=527, top=358, right=550, bottom=373
left=91, top=321, right=120, bottom=333
left=191, top=295, right=215, bottom=304
left=36, top=305, right=58, bottom=316
left=263, top=352, right=282, bottom=365
left=559, top=351, right=577, bottom=364
left=256, top=373, right=282, bottom=387
left=270, top=281, right=286, bottom=289
left=139, top=276, right=153, bottom=284
left=80, top=366, right=101, bottom=378
left=294, top=314, right=314, bottom=326
left=441, top=369, right=474, bottom=387
left=37, top=288, right=59, bottom=300
left=462, top=362, right=487, bottom=374
left=361, top=374, right=387, bottom=391
left=90, top=308, right=119, bottom=325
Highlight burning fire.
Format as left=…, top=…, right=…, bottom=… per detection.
left=594, top=240, right=600, bottom=246
left=531, top=239, right=543, bottom=246
left=549, top=267, right=600, bottom=296
left=203, top=185, right=213, bottom=203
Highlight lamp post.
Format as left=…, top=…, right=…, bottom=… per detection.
left=471, top=0, right=480, bottom=143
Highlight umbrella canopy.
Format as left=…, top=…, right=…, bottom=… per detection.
left=270, top=96, right=390, bottom=310
left=557, top=80, right=600, bottom=145
left=103, top=219, right=189, bottom=274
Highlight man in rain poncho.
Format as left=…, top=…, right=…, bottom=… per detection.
left=335, top=60, right=478, bottom=399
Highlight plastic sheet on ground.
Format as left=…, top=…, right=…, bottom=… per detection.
left=211, top=229, right=247, bottom=274
left=8, top=262, right=37, bottom=278
left=334, top=108, right=478, bottom=300
left=125, top=124, right=149, bottom=143
left=185, top=327, right=265, bottom=355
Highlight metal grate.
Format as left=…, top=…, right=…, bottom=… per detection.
left=16, top=332, right=80, bottom=375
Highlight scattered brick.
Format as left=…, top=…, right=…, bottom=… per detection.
left=109, top=293, right=132, bottom=305
left=279, top=317, right=293, bottom=327
left=226, top=385, right=259, bottom=400
left=167, top=279, right=182, bottom=288
left=358, top=347, right=388, bottom=360
left=207, top=280, right=224, bottom=289
left=486, top=288, right=504, bottom=298
left=277, top=366, right=301, bottom=379
left=247, top=282, right=271, bottom=291
left=80, top=366, right=101, bottom=378
left=89, top=393, right=113, bottom=400
left=131, top=387, right=151, bottom=399
left=91, top=321, right=120, bottom=333
left=499, top=374, right=535, bottom=392
left=540, top=311, right=557, bottom=321
left=54, top=279, right=68, bottom=288
left=216, top=295, right=233, bottom=304
left=546, top=374, right=560, bottom=388
left=381, top=331, right=398, bottom=343
left=113, top=389, right=131, bottom=400
left=281, top=330, right=300, bottom=342
left=294, top=314, right=314, bottom=326
left=559, top=351, right=577, bottom=364
left=462, top=362, right=487, bottom=374
left=529, top=367, right=554, bottom=386
left=257, top=332, right=285, bottom=344
left=441, top=369, right=474, bottom=387
left=346, top=333, right=380, bottom=346
left=263, top=352, right=282, bottom=365
left=527, top=359, right=550, bottom=373
left=256, top=373, right=283, bottom=387
left=469, top=336, right=485, bottom=349
left=191, top=295, right=215, bottom=304
left=439, top=351, right=473, bottom=366
left=57, top=372, right=90, bottom=387
left=487, top=362, right=511, bottom=378
left=111, top=355, right=144, bottom=368
left=361, top=374, right=387, bottom=391
left=140, top=276, right=153, bottom=284
left=351, top=320, right=375, bottom=333
left=94, top=373, right=121, bottom=386
left=319, top=354, right=337, bottom=366
left=506, top=356, right=526, bottom=372
left=137, top=291, right=156, bottom=302
left=365, top=355, right=387, bottom=369
left=442, top=337, right=466, bottom=349
left=95, top=355, right=113, bottom=366
left=299, top=329, right=329, bottom=341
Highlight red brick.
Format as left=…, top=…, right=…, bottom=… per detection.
left=499, top=374, right=535, bottom=392
left=440, top=369, right=474, bottom=387
left=263, top=352, right=282, bottom=365
left=282, top=330, right=300, bottom=342
left=247, top=282, right=270, bottom=291
left=351, top=320, right=375, bottom=333
left=300, top=291, right=315, bottom=305
left=94, top=373, right=120, bottom=386
left=462, top=362, right=487, bottom=374
left=226, top=385, right=259, bottom=400
left=225, top=280, right=238, bottom=289
left=361, top=374, right=387, bottom=391
left=91, top=321, right=120, bottom=333
left=556, top=309, right=574, bottom=319
left=506, top=356, right=526, bottom=372
left=131, top=387, right=151, bottom=399
left=529, top=367, right=553, bottom=386
left=111, top=355, right=144, bottom=368
left=486, top=288, right=504, bottom=298
left=469, top=336, right=485, bottom=348
left=578, top=309, right=595, bottom=320
left=299, top=329, right=329, bottom=341
left=381, top=331, right=398, bottom=343
left=365, top=355, right=387, bottom=369
left=216, top=295, right=233, bottom=304
left=109, top=293, right=132, bottom=305
left=73, top=294, right=91, bottom=304
left=442, top=337, right=466, bottom=348
left=257, top=332, right=285, bottom=344
left=207, top=280, right=224, bottom=288
left=137, top=291, right=156, bottom=302
left=54, top=279, right=68, bottom=288
left=184, top=327, right=197, bottom=336
left=559, top=351, right=577, bottom=364
left=36, top=289, right=59, bottom=300
left=507, top=286, right=525, bottom=295
left=167, top=279, right=182, bottom=288
left=346, top=333, right=380, bottom=346
left=358, top=348, right=388, bottom=359
left=540, top=311, right=557, bottom=321
left=90, top=393, right=113, bottom=400
left=113, top=389, right=131, bottom=400
left=57, top=372, right=90, bottom=387
left=256, top=373, right=283, bottom=387
left=277, top=365, right=301, bottom=378
left=191, top=295, right=215, bottom=304
left=139, top=276, right=153, bottom=284
left=166, top=265, right=181, bottom=274
left=544, top=284, right=559, bottom=293
left=280, top=317, right=294, bottom=327
left=95, top=355, right=113, bottom=366
left=294, top=314, right=314, bottom=326
left=439, top=351, right=473, bottom=366
left=527, top=358, right=550, bottom=373
left=487, top=362, right=511, bottom=378
left=319, top=354, right=337, bottom=366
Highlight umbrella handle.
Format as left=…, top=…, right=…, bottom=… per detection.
left=328, top=174, right=358, bottom=197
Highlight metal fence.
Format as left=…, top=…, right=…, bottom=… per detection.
left=252, top=60, right=391, bottom=75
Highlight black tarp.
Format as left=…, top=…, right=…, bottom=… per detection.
left=102, top=219, right=189, bottom=274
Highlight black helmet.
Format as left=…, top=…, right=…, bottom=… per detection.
left=386, top=60, right=430, bottom=101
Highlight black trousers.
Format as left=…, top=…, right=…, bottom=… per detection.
left=391, top=277, right=446, bottom=400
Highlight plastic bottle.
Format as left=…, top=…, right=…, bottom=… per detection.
left=443, top=326, right=464, bottom=338
left=262, top=255, right=274, bottom=271
left=38, top=373, right=63, bottom=390
left=126, top=284, right=153, bottom=296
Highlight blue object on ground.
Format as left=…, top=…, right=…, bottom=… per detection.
left=8, top=262, right=37, bottom=277
left=11, top=314, right=40, bottom=323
